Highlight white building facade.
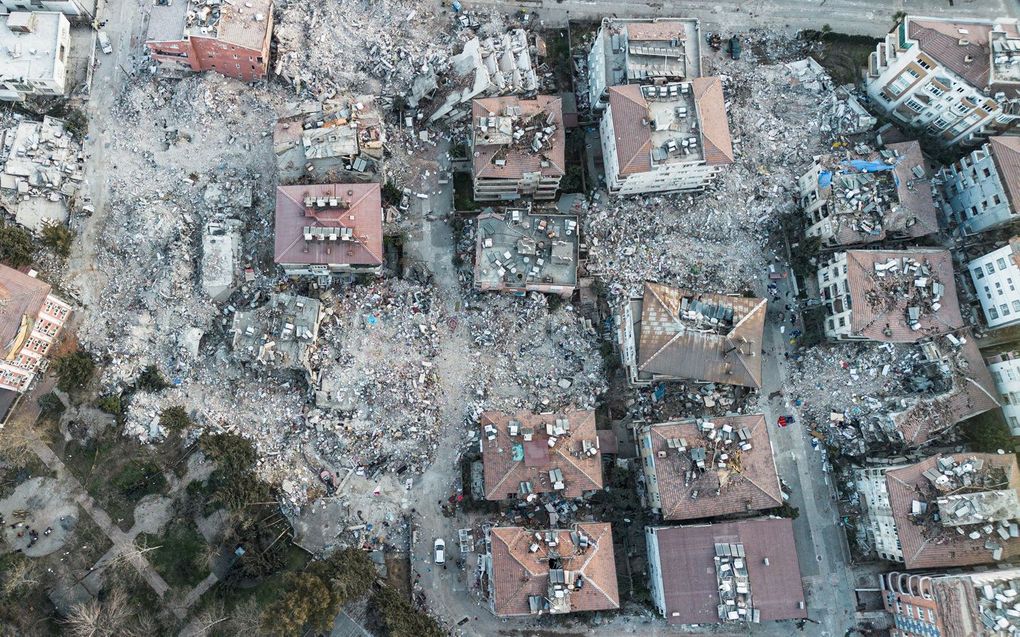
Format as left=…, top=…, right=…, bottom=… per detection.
left=0, top=0, right=93, bottom=19
left=987, top=352, right=1020, bottom=435
left=939, top=137, right=1020, bottom=235
left=968, top=242, right=1020, bottom=329
left=856, top=466, right=905, bottom=562
left=817, top=252, right=854, bottom=340
left=0, top=12, right=70, bottom=101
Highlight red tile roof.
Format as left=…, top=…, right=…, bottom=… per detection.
left=644, top=415, right=783, bottom=521
left=0, top=265, right=50, bottom=359
left=989, top=136, right=1020, bottom=218
left=692, top=77, right=734, bottom=166
left=472, top=95, right=566, bottom=180
left=908, top=19, right=993, bottom=89
left=649, top=518, right=807, bottom=624
left=480, top=410, right=603, bottom=501
left=273, top=183, right=383, bottom=268
left=844, top=249, right=963, bottom=342
left=885, top=454, right=1020, bottom=569
left=886, top=141, right=940, bottom=239
left=606, top=85, right=653, bottom=176
left=488, top=523, right=619, bottom=617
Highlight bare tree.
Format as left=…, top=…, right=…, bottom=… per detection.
left=62, top=589, right=134, bottom=637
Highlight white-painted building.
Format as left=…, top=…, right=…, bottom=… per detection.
left=987, top=351, right=1020, bottom=435
left=0, top=12, right=70, bottom=102
left=967, top=241, right=1020, bottom=329
left=855, top=466, right=903, bottom=562
left=865, top=16, right=1020, bottom=151
left=0, top=0, right=93, bottom=19
left=600, top=78, right=732, bottom=196
left=939, top=136, right=1020, bottom=235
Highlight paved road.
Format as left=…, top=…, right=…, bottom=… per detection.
left=456, top=0, right=1014, bottom=36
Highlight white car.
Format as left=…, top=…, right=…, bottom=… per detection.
left=434, top=538, right=446, bottom=564
left=98, top=31, right=112, bottom=54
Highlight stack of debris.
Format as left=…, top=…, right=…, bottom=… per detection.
left=0, top=116, right=84, bottom=230
left=715, top=542, right=755, bottom=623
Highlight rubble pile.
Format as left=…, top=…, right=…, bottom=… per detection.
left=306, top=279, right=443, bottom=474
left=864, top=256, right=946, bottom=331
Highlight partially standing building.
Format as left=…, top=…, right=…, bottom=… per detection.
left=987, top=350, right=1020, bottom=435
left=474, top=208, right=579, bottom=297
left=600, top=78, right=733, bottom=196
left=940, top=136, right=1020, bottom=235
left=967, top=237, right=1020, bottom=329
left=146, top=0, right=273, bottom=82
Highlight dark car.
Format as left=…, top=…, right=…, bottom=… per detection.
left=729, top=36, right=742, bottom=60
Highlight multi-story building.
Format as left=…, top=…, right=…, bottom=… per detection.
left=798, top=141, right=939, bottom=247
left=636, top=415, right=782, bottom=521
left=645, top=518, right=807, bottom=625
left=0, top=265, right=71, bottom=400
left=881, top=568, right=1020, bottom=637
left=856, top=453, right=1020, bottom=568
left=474, top=208, right=579, bottom=296
left=866, top=16, right=1020, bottom=150
left=587, top=17, right=702, bottom=111
left=817, top=249, right=963, bottom=342
left=940, top=136, right=1020, bottom=235
left=470, top=95, right=565, bottom=201
left=146, top=0, right=273, bottom=82
left=599, top=78, right=733, bottom=196
left=0, top=0, right=93, bottom=20
left=968, top=238, right=1020, bottom=328
left=987, top=351, right=1020, bottom=435
left=274, top=183, right=384, bottom=278
left=0, top=12, right=70, bottom=102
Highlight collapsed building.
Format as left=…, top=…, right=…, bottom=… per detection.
left=478, top=409, right=602, bottom=501
left=274, top=95, right=385, bottom=184
left=470, top=95, right=565, bottom=202
left=274, top=183, right=384, bottom=278
left=0, top=11, right=70, bottom=102
left=200, top=218, right=241, bottom=302
left=817, top=249, right=963, bottom=342
left=636, top=415, right=783, bottom=521
left=0, top=115, right=83, bottom=230
left=881, top=567, right=1020, bottom=637
left=600, top=78, right=733, bottom=196
left=940, top=136, right=1020, bottom=236
left=230, top=293, right=322, bottom=370
left=856, top=454, right=1020, bottom=568
left=146, top=0, right=273, bottom=82
left=645, top=518, right=808, bottom=625
left=617, top=282, right=766, bottom=389
left=484, top=522, right=619, bottom=617
left=797, top=141, right=938, bottom=247
left=587, top=18, right=702, bottom=111
left=474, top=208, right=579, bottom=297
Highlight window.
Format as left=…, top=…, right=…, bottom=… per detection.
left=1011, top=416, right=1020, bottom=430
left=995, top=371, right=1004, bottom=383
left=838, top=317, right=846, bottom=327
left=999, top=257, right=1008, bottom=270
left=991, top=306, right=1000, bottom=319
left=975, top=267, right=985, bottom=280
left=928, top=84, right=944, bottom=97
left=1002, top=303, right=1010, bottom=316
left=888, top=74, right=912, bottom=96
left=1010, top=278, right=1016, bottom=292
left=918, top=58, right=932, bottom=70
left=984, top=167, right=992, bottom=178
left=1013, top=300, right=1020, bottom=312
left=995, top=194, right=1003, bottom=205
left=906, top=68, right=920, bottom=80
left=906, top=98, right=924, bottom=112
left=988, top=263, right=997, bottom=275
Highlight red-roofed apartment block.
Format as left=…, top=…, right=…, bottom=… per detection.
left=274, top=183, right=384, bottom=277
left=145, top=0, right=273, bottom=82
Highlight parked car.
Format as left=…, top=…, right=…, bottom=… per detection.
left=434, top=538, right=446, bottom=564
left=729, top=36, right=741, bottom=60
left=98, top=31, right=112, bottom=55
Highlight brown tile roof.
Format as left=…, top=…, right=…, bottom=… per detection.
left=488, top=523, right=619, bottom=617
left=908, top=19, right=993, bottom=88
left=273, top=183, right=383, bottom=268
left=217, top=0, right=273, bottom=50
left=989, top=136, right=1020, bottom=217
left=886, top=141, right=940, bottom=239
left=480, top=410, right=603, bottom=501
left=844, top=249, right=964, bottom=342
left=691, top=77, right=734, bottom=166
left=892, top=332, right=999, bottom=445
left=649, top=518, right=807, bottom=624
left=886, top=453, right=1020, bottom=569
left=644, top=415, right=782, bottom=521
left=606, top=85, right=652, bottom=176
left=626, top=21, right=687, bottom=42
left=472, top=95, right=566, bottom=180
left=636, top=282, right=766, bottom=388
left=930, top=577, right=982, bottom=637
left=0, top=265, right=50, bottom=359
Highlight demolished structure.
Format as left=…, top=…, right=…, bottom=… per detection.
left=617, top=282, right=766, bottom=389
left=274, top=96, right=385, bottom=184
left=0, top=115, right=83, bottom=230
left=967, top=237, right=1020, bottom=329
left=0, top=12, right=69, bottom=102
left=866, top=16, right=1020, bottom=150
left=817, top=249, right=963, bottom=342
left=637, top=415, right=782, bottom=521
left=645, top=518, right=808, bottom=625
left=798, top=141, right=938, bottom=247
left=474, top=208, right=579, bottom=296
left=485, top=522, right=618, bottom=617
left=230, top=293, right=322, bottom=370
left=479, top=409, right=602, bottom=501
left=940, top=136, right=1020, bottom=235
left=274, top=183, right=384, bottom=278
left=146, top=0, right=273, bottom=82
left=587, top=18, right=702, bottom=111
left=470, top=95, right=565, bottom=202
left=856, top=454, right=1020, bottom=568
left=200, top=218, right=241, bottom=302
left=600, top=78, right=733, bottom=196
left=881, top=568, right=1020, bottom=637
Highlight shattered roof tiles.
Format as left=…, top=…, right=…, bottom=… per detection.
left=472, top=95, right=566, bottom=180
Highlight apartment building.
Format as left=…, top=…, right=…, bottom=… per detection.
left=600, top=78, right=733, bottom=196
left=866, top=16, right=1020, bottom=150
left=968, top=239, right=1020, bottom=328
left=0, top=265, right=71, bottom=399
left=0, top=12, right=70, bottom=102
left=146, top=0, right=273, bottom=82
left=940, top=136, right=1020, bottom=235
left=0, top=0, right=93, bottom=19
left=987, top=351, right=1020, bottom=435
left=881, top=569, right=1020, bottom=637
left=470, top=95, right=565, bottom=201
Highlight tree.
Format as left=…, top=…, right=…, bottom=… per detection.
left=38, top=391, right=65, bottom=418
left=309, top=547, right=376, bottom=604
left=40, top=222, right=73, bottom=258
left=370, top=585, right=444, bottom=637
left=381, top=181, right=403, bottom=207
left=62, top=588, right=135, bottom=637
left=0, top=224, right=33, bottom=267
left=135, top=365, right=169, bottom=392
left=158, top=406, right=191, bottom=435
left=54, top=350, right=95, bottom=393
left=96, top=393, right=122, bottom=417
left=261, top=572, right=336, bottom=636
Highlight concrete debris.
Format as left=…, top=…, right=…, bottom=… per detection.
left=201, top=217, right=242, bottom=302
left=231, top=292, right=323, bottom=370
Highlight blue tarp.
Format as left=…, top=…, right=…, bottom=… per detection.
left=818, top=170, right=833, bottom=188
left=842, top=159, right=896, bottom=173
